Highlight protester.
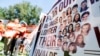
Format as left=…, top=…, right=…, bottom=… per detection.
left=0, top=20, right=5, bottom=41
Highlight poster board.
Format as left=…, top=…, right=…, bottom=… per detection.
left=30, top=0, right=100, bottom=56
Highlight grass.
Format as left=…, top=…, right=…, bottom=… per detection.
left=0, top=41, right=28, bottom=56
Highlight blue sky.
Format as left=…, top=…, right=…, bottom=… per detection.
left=0, top=0, right=57, bottom=13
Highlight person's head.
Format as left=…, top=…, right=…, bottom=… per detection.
left=66, top=7, right=72, bottom=15
left=62, top=11, right=66, bottom=18
left=59, top=31, right=62, bottom=35
left=68, top=16, right=72, bottom=24
left=63, top=35, right=68, bottom=42
left=59, top=16, right=63, bottom=23
left=63, top=20, right=67, bottom=25
left=20, top=22, right=27, bottom=27
left=73, top=13, right=81, bottom=23
left=52, top=35, right=56, bottom=40
left=54, top=26, right=57, bottom=33
left=68, top=33, right=75, bottom=42
left=81, top=23, right=91, bottom=35
left=49, top=52, right=53, bottom=56
left=75, top=34, right=85, bottom=48
left=81, top=1, right=87, bottom=9
left=68, top=24, right=73, bottom=33
left=62, top=42, right=68, bottom=51
left=68, top=42, right=77, bottom=53
left=57, top=38, right=62, bottom=47
left=63, top=29, right=67, bottom=35
left=0, top=20, right=2, bottom=24
left=75, top=23, right=80, bottom=32
left=81, top=11, right=90, bottom=21
left=14, top=18, right=19, bottom=24
left=72, top=4, right=78, bottom=14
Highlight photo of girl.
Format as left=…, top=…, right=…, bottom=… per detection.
left=68, top=42, right=77, bottom=54
left=81, top=23, right=91, bottom=36
left=59, top=16, right=63, bottom=23
left=74, top=23, right=81, bottom=38
left=68, top=24, right=74, bottom=33
left=62, top=11, right=67, bottom=19
left=68, top=33, right=75, bottom=42
left=75, top=34, right=85, bottom=48
left=59, top=24, right=65, bottom=32
left=57, top=38, right=63, bottom=47
left=62, top=42, right=68, bottom=51
left=66, top=7, right=72, bottom=16
left=62, top=28, right=67, bottom=36
left=75, top=23, right=81, bottom=32
left=73, top=13, right=81, bottom=23
left=63, top=19, right=67, bottom=27
left=51, top=35, right=56, bottom=46
left=80, top=1, right=88, bottom=12
left=68, top=16, right=72, bottom=25
left=63, top=35, right=68, bottom=43
left=58, top=31, right=63, bottom=39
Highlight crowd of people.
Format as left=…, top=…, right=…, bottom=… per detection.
left=0, top=18, right=31, bottom=56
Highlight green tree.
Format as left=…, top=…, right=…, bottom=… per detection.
left=0, top=7, right=5, bottom=19
left=0, top=1, right=42, bottom=24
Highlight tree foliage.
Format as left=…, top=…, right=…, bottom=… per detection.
left=0, top=1, right=42, bottom=24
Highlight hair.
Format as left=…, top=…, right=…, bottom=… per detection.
left=68, top=24, right=74, bottom=33
left=73, top=13, right=81, bottom=23
left=82, top=23, right=91, bottom=33
left=58, top=38, right=62, bottom=42
left=64, top=35, right=67, bottom=37
left=68, top=42, right=77, bottom=53
left=66, top=7, right=72, bottom=15
left=0, top=20, right=2, bottom=23
left=58, top=38, right=62, bottom=41
left=59, top=30, right=62, bottom=33
left=75, top=34, right=85, bottom=48
left=81, top=11, right=90, bottom=18
left=72, top=4, right=78, bottom=10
